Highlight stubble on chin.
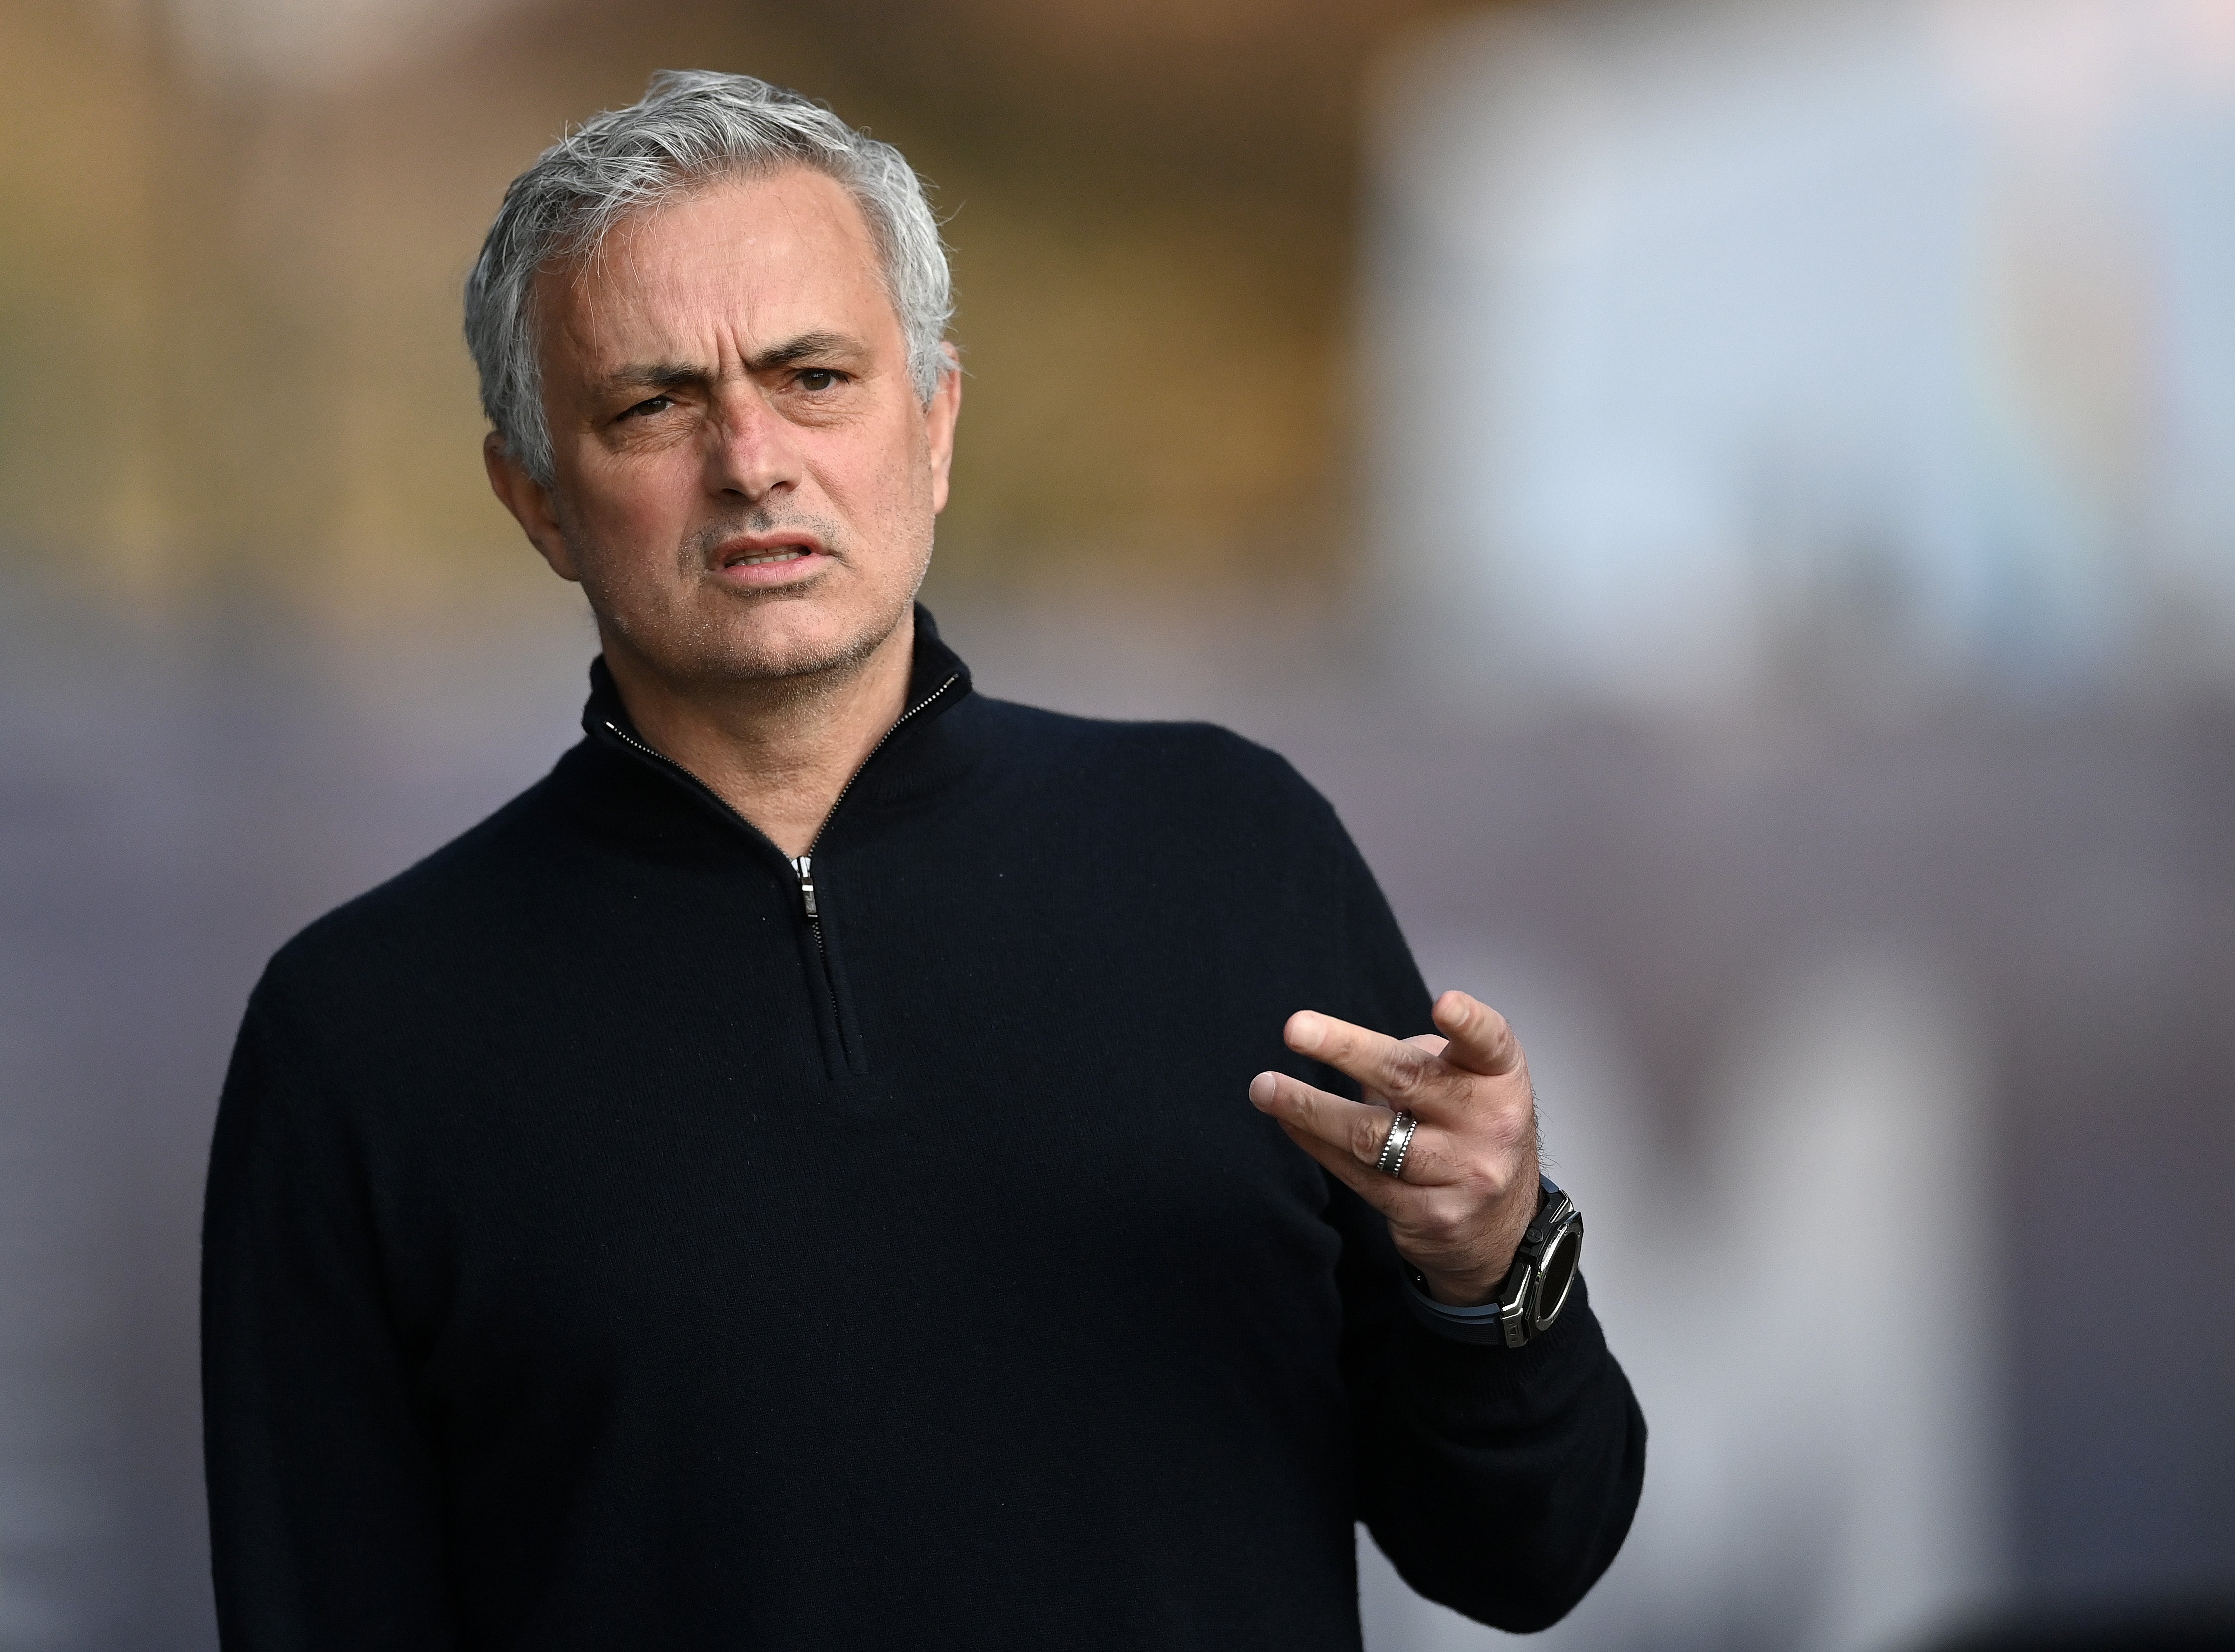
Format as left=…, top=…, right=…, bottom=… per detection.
left=574, top=508, right=923, bottom=697
left=675, top=587, right=903, bottom=701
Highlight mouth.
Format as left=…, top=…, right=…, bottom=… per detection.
left=709, top=535, right=830, bottom=587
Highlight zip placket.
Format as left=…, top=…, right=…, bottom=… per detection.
left=600, top=667, right=962, bottom=1069
left=785, top=668, right=960, bottom=931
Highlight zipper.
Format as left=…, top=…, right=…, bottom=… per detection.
left=789, top=668, right=962, bottom=919
left=777, top=669, right=961, bottom=1053
left=600, top=668, right=961, bottom=1069
left=787, top=850, right=841, bottom=1051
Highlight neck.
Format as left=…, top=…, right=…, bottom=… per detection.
left=603, top=616, right=916, bottom=859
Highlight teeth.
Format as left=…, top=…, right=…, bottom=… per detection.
left=733, top=549, right=808, bottom=567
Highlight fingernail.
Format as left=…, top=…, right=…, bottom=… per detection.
left=1249, top=1072, right=1281, bottom=1110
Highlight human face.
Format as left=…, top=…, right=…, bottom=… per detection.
left=489, top=167, right=960, bottom=689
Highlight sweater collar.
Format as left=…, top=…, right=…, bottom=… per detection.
left=571, top=603, right=977, bottom=858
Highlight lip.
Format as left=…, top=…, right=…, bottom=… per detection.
left=706, top=532, right=832, bottom=590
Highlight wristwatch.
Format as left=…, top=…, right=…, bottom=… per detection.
left=1401, top=1174, right=1584, bottom=1348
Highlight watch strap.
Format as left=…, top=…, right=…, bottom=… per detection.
left=1399, top=1265, right=1524, bottom=1345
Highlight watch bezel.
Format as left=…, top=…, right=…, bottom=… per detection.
left=1527, top=1208, right=1584, bottom=1331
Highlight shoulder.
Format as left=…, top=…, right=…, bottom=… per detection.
left=959, top=695, right=1352, bottom=861
left=971, top=695, right=1329, bottom=805
left=255, top=755, right=579, bottom=1010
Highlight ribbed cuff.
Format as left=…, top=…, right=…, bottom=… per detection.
left=1390, top=1276, right=1607, bottom=1444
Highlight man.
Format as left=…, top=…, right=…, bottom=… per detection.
left=202, top=70, right=1643, bottom=1650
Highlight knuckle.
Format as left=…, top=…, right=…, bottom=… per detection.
left=1417, top=1201, right=1468, bottom=1247
left=1383, top=1048, right=1430, bottom=1101
left=1434, top=1061, right=1479, bottom=1101
left=1350, top=1113, right=1388, bottom=1165
left=1462, top=1163, right=1507, bottom=1205
left=1487, top=1103, right=1533, bottom=1152
left=1438, top=1144, right=1489, bottom=1192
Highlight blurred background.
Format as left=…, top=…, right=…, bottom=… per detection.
left=2, top=0, right=2232, bottom=1648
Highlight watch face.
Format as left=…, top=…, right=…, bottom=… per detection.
left=1530, top=1214, right=1583, bottom=1330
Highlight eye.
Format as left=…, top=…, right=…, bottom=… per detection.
left=621, top=395, right=672, bottom=419
left=794, top=369, right=845, bottom=393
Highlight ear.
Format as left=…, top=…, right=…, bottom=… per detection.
left=483, top=432, right=580, bottom=582
left=924, top=343, right=963, bottom=517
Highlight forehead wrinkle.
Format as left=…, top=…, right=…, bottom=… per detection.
left=538, top=169, right=900, bottom=405
left=596, top=168, right=869, bottom=289
left=550, top=162, right=869, bottom=287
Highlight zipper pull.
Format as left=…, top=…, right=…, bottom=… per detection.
left=791, top=855, right=818, bottom=920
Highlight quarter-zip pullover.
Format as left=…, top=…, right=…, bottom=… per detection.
left=201, top=607, right=1645, bottom=1651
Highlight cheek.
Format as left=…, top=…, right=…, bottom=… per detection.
left=555, top=477, right=688, bottom=613
left=851, top=425, right=938, bottom=530
left=578, top=451, right=690, bottom=533
left=563, top=458, right=697, bottom=573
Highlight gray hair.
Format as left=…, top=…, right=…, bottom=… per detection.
left=464, top=70, right=954, bottom=488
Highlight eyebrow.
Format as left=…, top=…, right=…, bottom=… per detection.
left=596, top=331, right=868, bottom=395
left=751, top=330, right=862, bottom=370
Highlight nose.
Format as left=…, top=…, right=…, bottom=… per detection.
left=703, top=386, right=803, bottom=505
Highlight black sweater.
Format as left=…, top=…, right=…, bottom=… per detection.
left=201, top=609, right=1644, bottom=1651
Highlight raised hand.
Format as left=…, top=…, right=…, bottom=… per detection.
left=1248, top=990, right=1541, bottom=1306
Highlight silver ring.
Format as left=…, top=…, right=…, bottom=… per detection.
left=1375, top=1111, right=1419, bottom=1179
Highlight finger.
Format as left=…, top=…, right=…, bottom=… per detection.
left=1428, top=990, right=1522, bottom=1078
left=1250, top=1076, right=1418, bottom=1213
left=1361, top=1033, right=1451, bottom=1107
left=1248, top=1070, right=1448, bottom=1183
left=1281, top=1011, right=1467, bottom=1116
left=1273, top=1116, right=1410, bottom=1215
left=1249, top=1069, right=1398, bottom=1170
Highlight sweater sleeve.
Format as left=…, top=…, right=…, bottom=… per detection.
left=1317, top=815, right=1647, bottom=1631
left=201, top=970, right=460, bottom=1651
